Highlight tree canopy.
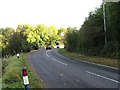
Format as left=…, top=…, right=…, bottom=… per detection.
left=1, top=24, right=68, bottom=57
left=65, top=2, right=120, bottom=58
left=1, top=2, right=119, bottom=59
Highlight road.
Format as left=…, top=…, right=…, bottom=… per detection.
left=28, top=48, right=119, bottom=88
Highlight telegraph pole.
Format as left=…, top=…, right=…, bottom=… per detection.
left=103, top=0, right=107, bottom=44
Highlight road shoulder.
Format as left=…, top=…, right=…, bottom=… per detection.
left=58, top=49, right=119, bottom=70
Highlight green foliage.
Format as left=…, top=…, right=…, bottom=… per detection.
left=65, top=28, right=79, bottom=52
left=2, top=55, right=23, bottom=88
left=0, top=27, right=15, bottom=57
left=1, top=2, right=119, bottom=59
left=1, top=24, right=64, bottom=57
left=65, top=3, right=120, bottom=58
left=2, top=60, right=8, bottom=75
left=58, top=28, right=68, bottom=45
left=2, top=53, right=43, bottom=88
left=3, top=67, right=22, bottom=84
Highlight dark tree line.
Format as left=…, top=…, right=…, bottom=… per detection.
left=65, top=2, right=120, bottom=59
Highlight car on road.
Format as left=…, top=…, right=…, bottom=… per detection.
left=57, top=45, right=59, bottom=48
left=46, top=46, right=52, bottom=50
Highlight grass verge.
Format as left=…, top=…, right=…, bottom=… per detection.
left=59, top=49, right=119, bottom=68
left=2, top=53, right=44, bottom=88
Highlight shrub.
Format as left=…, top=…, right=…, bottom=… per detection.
left=2, top=60, right=8, bottom=75
left=2, top=67, right=22, bottom=84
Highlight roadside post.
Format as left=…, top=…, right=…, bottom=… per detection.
left=17, top=53, right=19, bottom=59
left=22, top=67, right=30, bottom=90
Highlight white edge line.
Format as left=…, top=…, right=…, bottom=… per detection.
left=86, top=71, right=120, bottom=84
left=77, top=59, right=118, bottom=70
left=57, top=52, right=118, bottom=70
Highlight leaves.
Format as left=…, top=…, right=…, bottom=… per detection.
left=65, top=3, right=120, bottom=58
left=1, top=24, right=63, bottom=57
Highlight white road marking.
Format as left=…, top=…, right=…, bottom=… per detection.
left=60, top=73, right=64, bottom=76
left=46, top=51, right=68, bottom=66
left=51, top=58, right=68, bottom=65
left=46, top=51, right=50, bottom=57
left=57, top=50, right=118, bottom=70
left=64, top=83, right=66, bottom=86
left=86, top=71, right=120, bottom=84
left=46, top=53, right=50, bottom=57
left=76, top=80, right=80, bottom=82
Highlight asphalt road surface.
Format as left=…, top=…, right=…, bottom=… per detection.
left=29, top=48, right=119, bottom=88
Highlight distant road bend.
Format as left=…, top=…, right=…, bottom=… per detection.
left=29, top=48, right=119, bottom=88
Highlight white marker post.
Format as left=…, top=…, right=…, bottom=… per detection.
left=17, top=53, right=19, bottom=59
left=22, top=67, right=30, bottom=90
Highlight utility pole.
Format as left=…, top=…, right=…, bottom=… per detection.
left=103, top=0, right=107, bottom=44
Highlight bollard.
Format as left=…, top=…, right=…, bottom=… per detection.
left=22, top=67, right=30, bottom=90
left=17, top=53, right=19, bottom=59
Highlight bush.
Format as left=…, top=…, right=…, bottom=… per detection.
left=2, top=67, right=22, bottom=84
left=2, top=60, right=8, bottom=75
left=101, top=41, right=118, bottom=58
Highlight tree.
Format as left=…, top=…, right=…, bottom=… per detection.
left=65, top=3, right=120, bottom=58
left=1, top=27, right=15, bottom=57
left=48, top=25, right=59, bottom=46
left=58, top=28, right=68, bottom=45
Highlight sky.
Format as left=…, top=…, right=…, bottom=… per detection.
left=0, top=0, right=102, bottom=29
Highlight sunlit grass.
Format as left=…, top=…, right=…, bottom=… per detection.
left=59, top=49, right=118, bottom=68
left=2, top=53, right=44, bottom=88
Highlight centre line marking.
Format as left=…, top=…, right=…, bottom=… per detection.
left=86, top=71, right=120, bottom=84
left=46, top=51, right=68, bottom=66
left=46, top=53, right=50, bottom=57
left=51, top=58, right=68, bottom=65
left=46, top=51, right=50, bottom=57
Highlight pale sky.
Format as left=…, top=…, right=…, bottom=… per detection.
left=0, top=0, right=102, bottom=29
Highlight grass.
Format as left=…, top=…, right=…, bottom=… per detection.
left=0, top=58, right=2, bottom=90
left=59, top=49, right=119, bottom=68
left=2, top=53, right=44, bottom=89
